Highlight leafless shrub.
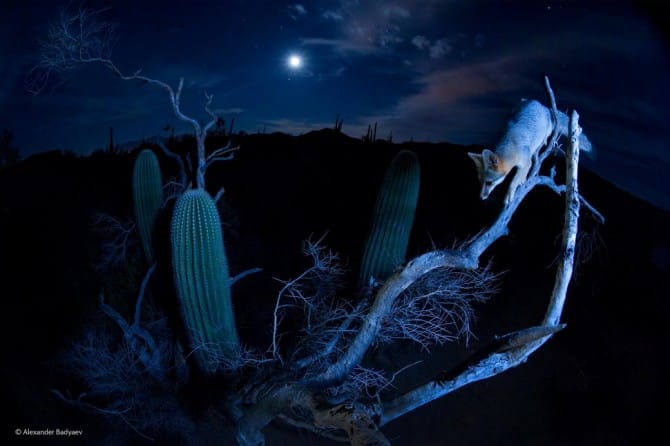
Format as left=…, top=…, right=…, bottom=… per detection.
left=271, top=233, right=349, bottom=361
left=90, top=212, right=138, bottom=272
left=26, top=4, right=117, bottom=94
left=55, top=311, right=194, bottom=441
left=378, top=265, right=499, bottom=351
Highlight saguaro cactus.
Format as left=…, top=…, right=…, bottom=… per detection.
left=359, top=150, right=420, bottom=288
left=132, top=149, right=163, bottom=263
left=171, top=189, right=239, bottom=373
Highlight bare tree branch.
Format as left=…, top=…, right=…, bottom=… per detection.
left=379, top=324, right=565, bottom=426
left=231, top=267, right=264, bottom=286
left=544, top=109, right=582, bottom=326
left=152, top=138, right=188, bottom=190
left=378, top=78, right=585, bottom=428
left=206, top=141, right=240, bottom=169
left=308, top=249, right=477, bottom=387
left=377, top=266, right=497, bottom=351
left=99, top=263, right=165, bottom=383
left=27, top=3, right=235, bottom=189
left=270, top=233, right=347, bottom=361
left=50, top=389, right=155, bottom=441
left=90, top=212, right=137, bottom=272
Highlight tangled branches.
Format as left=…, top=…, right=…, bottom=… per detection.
left=378, top=265, right=499, bottom=351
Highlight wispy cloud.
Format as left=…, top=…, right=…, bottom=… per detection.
left=288, top=4, right=307, bottom=20
left=379, top=24, right=403, bottom=47
left=311, top=0, right=422, bottom=55
left=213, top=107, right=244, bottom=114
left=382, top=5, right=410, bottom=19
left=261, top=117, right=333, bottom=136
left=185, top=74, right=228, bottom=90
left=429, top=39, right=452, bottom=59
left=411, top=35, right=453, bottom=59
left=322, top=10, right=344, bottom=21
left=333, top=66, right=347, bottom=77
left=301, top=37, right=379, bottom=55
left=351, top=53, right=544, bottom=144
left=411, top=35, right=430, bottom=50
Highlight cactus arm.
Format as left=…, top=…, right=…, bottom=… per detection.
left=359, top=150, right=421, bottom=287
left=132, top=149, right=163, bottom=263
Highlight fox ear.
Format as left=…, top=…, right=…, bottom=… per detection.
left=467, top=152, right=483, bottom=169
left=482, top=149, right=499, bottom=169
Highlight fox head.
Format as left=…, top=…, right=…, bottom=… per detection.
left=468, top=149, right=507, bottom=200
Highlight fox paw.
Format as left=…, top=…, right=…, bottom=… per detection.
left=504, top=192, right=513, bottom=205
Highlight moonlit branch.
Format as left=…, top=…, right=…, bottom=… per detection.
left=28, top=3, right=235, bottom=190
left=378, top=78, right=585, bottom=428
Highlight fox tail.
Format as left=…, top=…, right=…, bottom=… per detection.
left=555, top=109, right=593, bottom=156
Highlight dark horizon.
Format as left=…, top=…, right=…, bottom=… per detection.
left=13, top=125, right=670, bottom=215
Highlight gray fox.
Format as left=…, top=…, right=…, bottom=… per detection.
left=468, top=99, right=592, bottom=204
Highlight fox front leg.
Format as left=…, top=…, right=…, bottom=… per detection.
left=504, top=162, right=531, bottom=205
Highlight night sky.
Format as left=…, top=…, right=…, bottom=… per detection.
left=1, top=0, right=669, bottom=209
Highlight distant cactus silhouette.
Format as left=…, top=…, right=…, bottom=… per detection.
left=171, top=189, right=239, bottom=373
left=359, top=150, right=420, bottom=288
left=334, top=114, right=343, bottom=132
left=363, top=122, right=378, bottom=143
left=132, top=149, right=163, bottom=263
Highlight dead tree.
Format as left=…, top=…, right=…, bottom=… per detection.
left=231, top=78, right=602, bottom=445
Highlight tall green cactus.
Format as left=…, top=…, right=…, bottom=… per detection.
left=171, top=189, right=239, bottom=373
left=132, top=149, right=163, bottom=264
left=359, top=150, right=420, bottom=288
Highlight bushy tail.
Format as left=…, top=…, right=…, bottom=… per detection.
left=555, top=109, right=594, bottom=156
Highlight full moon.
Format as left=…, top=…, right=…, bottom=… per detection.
left=288, top=54, right=302, bottom=69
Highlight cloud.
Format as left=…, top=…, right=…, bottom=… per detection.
left=383, top=5, right=410, bottom=19
left=322, top=10, right=344, bottom=21
left=429, top=39, right=452, bottom=59
left=411, top=35, right=430, bottom=50
left=213, top=107, right=244, bottom=114
left=351, top=53, right=544, bottom=144
left=314, top=0, right=423, bottom=55
left=261, top=117, right=333, bottom=136
left=301, top=37, right=379, bottom=55
left=185, top=74, right=228, bottom=89
left=288, top=4, right=307, bottom=20
left=379, top=25, right=403, bottom=47
left=411, top=35, right=453, bottom=59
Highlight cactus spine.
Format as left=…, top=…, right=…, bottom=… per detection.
left=132, top=149, right=163, bottom=263
left=359, top=150, right=420, bottom=288
left=171, top=189, right=239, bottom=373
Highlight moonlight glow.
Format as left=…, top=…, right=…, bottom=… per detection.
left=288, top=54, right=302, bottom=69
